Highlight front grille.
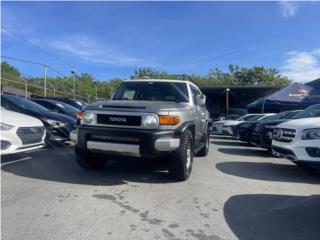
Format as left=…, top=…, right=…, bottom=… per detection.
left=16, top=127, right=45, bottom=145
left=273, top=128, right=296, bottom=143
left=89, top=135, right=139, bottom=144
left=96, top=114, right=141, bottom=126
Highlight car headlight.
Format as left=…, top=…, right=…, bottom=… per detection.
left=83, top=111, right=94, bottom=124
left=45, top=119, right=67, bottom=127
left=0, top=123, right=14, bottom=131
left=302, top=128, right=320, bottom=140
left=142, top=114, right=159, bottom=129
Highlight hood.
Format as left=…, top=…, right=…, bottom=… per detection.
left=1, top=109, right=43, bottom=127
left=85, top=100, right=190, bottom=113
left=214, top=120, right=243, bottom=125
left=28, top=109, right=76, bottom=124
left=258, top=119, right=288, bottom=127
left=277, top=117, right=320, bottom=129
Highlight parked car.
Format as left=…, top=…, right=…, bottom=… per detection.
left=225, top=108, right=248, bottom=120
left=233, top=113, right=275, bottom=143
left=41, top=97, right=87, bottom=110
left=212, top=114, right=261, bottom=135
left=272, top=116, right=320, bottom=166
left=1, top=107, right=46, bottom=155
left=250, top=110, right=303, bottom=149
left=75, top=79, right=212, bottom=181
left=32, top=98, right=80, bottom=119
left=1, top=94, right=77, bottom=142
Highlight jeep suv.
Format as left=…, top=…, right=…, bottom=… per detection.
left=75, top=79, right=211, bottom=181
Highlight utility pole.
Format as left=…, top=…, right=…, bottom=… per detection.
left=71, top=69, right=76, bottom=100
left=93, top=81, right=98, bottom=101
left=44, top=65, right=47, bottom=97
left=226, top=88, right=230, bottom=112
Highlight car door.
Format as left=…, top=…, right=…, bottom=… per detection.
left=190, top=85, right=206, bottom=144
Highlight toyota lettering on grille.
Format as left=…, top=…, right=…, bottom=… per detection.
left=109, top=117, right=127, bottom=123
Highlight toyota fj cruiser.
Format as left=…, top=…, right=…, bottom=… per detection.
left=75, top=79, right=211, bottom=181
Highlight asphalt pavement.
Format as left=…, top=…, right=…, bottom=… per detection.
left=1, top=135, right=320, bottom=240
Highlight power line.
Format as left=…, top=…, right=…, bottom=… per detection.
left=1, top=25, right=75, bottom=69
left=2, top=55, right=69, bottom=78
left=2, top=55, right=44, bottom=66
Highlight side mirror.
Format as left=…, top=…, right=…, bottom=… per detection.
left=196, top=94, right=206, bottom=106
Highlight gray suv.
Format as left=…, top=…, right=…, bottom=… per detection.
left=75, top=79, right=211, bottom=181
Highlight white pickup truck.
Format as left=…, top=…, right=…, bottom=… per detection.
left=272, top=115, right=320, bottom=165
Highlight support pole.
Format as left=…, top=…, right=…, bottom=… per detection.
left=44, top=65, right=47, bottom=97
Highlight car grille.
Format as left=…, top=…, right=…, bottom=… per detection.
left=96, top=114, right=141, bottom=126
left=273, top=128, right=296, bottom=143
left=16, top=127, right=45, bottom=145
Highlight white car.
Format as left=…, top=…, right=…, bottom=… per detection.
left=272, top=117, right=320, bottom=164
left=212, top=114, right=262, bottom=135
left=1, top=108, right=46, bottom=155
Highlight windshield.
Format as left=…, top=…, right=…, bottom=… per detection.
left=53, top=101, right=79, bottom=113
left=237, top=114, right=260, bottom=121
left=113, top=81, right=189, bottom=103
left=291, top=104, right=320, bottom=119
left=5, top=95, right=49, bottom=112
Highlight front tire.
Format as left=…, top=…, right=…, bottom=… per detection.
left=75, top=146, right=108, bottom=170
left=168, top=130, right=194, bottom=181
left=197, top=129, right=210, bottom=157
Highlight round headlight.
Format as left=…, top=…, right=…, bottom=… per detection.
left=142, top=114, right=159, bottom=129
left=83, top=112, right=94, bottom=124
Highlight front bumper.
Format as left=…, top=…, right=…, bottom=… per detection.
left=272, top=139, right=320, bottom=163
left=1, top=131, right=45, bottom=155
left=250, top=130, right=272, bottom=149
left=77, top=126, right=181, bottom=158
left=45, top=125, right=73, bottom=142
left=237, top=127, right=251, bottom=142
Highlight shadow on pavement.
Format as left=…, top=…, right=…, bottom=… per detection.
left=1, top=146, right=176, bottom=186
left=211, top=140, right=249, bottom=147
left=210, top=135, right=233, bottom=140
left=216, top=161, right=320, bottom=184
left=224, top=194, right=320, bottom=240
left=218, top=147, right=272, bottom=158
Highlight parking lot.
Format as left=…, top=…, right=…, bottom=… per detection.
left=2, top=135, right=320, bottom=240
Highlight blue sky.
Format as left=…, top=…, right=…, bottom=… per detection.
left=2, top=1, right=320, bottom=83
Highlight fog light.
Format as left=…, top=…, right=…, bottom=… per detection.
left=306, top=147, right=320, bottom=158
left=1, top=140, right=11, bottom=150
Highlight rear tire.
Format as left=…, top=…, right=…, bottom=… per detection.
left=75, top=145, right=107, bottom=170
left=197, top=129, right=209, bottom=157
left=168, top=130, right=193, bottom=181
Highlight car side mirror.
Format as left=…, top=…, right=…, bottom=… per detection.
left=196, top=94, right=206, bottom=106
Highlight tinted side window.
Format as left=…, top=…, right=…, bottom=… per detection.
left=190, top=86, right=201, bottom=105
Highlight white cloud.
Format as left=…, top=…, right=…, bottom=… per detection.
left=48, top=35, right=156, bottom=67
left=279, top=1, right=299, bottom=18
left=281, top=49, right=320, bottom=82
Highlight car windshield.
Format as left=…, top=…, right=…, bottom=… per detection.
left=245, top=115, right=263, bottom=121
left=237, top=115, right=259, bottom=121
left=290, top=105, right=320, bottom=119
left=53, top=101, right=79, bottom=113
left=5, top=95, right=49, bottom=112
left=113, top=81, right=189, bottom=102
